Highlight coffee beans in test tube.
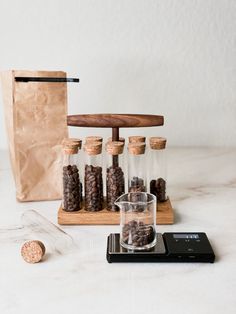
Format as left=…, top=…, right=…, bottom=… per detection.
left=84, top=142, right=103, bottom=211
left=129, top=176, right=146, bottom=192
left=150, top=177, right=166, bottom=202
left=63, top=165, right=81, bottom=211
left=127, top=142, right=147, bottom=196
left=106, top=165, right=125, bottom=211
left=149, top=137, right=167, bottom=202
left=62, top=141, right=82, bottom=211
left=84, top=165, right=103, bottom=211
left=106, top=141, right=125, bottom=211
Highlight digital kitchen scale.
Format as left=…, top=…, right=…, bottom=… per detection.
left=107, top=232, right=215, bottom=263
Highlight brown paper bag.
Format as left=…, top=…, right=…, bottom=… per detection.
left=1, top=70, right=69, bottom=201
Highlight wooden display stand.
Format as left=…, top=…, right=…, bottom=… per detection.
left=58, top=198, right=173, bottom=225
left=57, top=114, right=174, bottom=225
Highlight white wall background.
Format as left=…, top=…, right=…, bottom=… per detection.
left=0, top=0, right=235, bottom=148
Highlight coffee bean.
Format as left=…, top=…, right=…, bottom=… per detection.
left=133, top=234, right=139, bottom=242
left=62, top=165, right=81, bottom=212
left=150, top=177, right=166, bottom=202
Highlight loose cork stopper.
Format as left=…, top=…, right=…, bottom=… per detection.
left=128, top=136, right=146, bottom=143
left=107, top=137, right=125, bottom=143
left=106, top=141, right=124, bottom=155
left=84, top=142, right=102, bottom=155
left=149, top=137, right=167, bottom=150
left=128, top=142, right=146, bottom=155
left=85, top=136, right=103, bottom=144
left=21, top=240, right=46, bottom=264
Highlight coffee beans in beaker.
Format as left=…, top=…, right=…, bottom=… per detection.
left=122, top=220, right=155, bottom=248
left=150, top=177, right=166, bottom=202
left=84, top=164, right=103, bottom=211
left=106, top=165, right=125, bottom=211
left=63, top=165, right=81, bottom=211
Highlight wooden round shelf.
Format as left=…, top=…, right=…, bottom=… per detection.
left=67, top=113, right=164, bottom=142
left=67, top=114, right=164, bottom=128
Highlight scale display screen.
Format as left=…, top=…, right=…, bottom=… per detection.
left=173, top=234, right=199, bottom=239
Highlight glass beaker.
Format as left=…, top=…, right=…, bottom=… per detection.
left=115, top=192, right=157, bottom=251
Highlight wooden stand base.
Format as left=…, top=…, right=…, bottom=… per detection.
left=58, top=198, right=174, bottom=225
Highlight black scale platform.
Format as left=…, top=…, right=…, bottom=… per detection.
left=107, top=232, right=215, bottom=263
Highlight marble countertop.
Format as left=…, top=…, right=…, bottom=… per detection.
left=0, top=148, right=236, bottom=314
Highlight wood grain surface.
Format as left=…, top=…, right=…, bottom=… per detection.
left=67, top=114, right=164, bottom=128
left=58, top=198, right=174, bottom=225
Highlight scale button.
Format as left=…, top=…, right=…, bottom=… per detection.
left=185, top=239, right=190, bottom=242
left=187, top=248, right=194, bottom=252
left=196, top=239, right=201, bottom=242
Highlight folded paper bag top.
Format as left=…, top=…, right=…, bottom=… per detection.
left=0, top=70, right=79, bottom=201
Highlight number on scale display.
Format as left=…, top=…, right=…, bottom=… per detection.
left=173, top=234, right=199, bottom=239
